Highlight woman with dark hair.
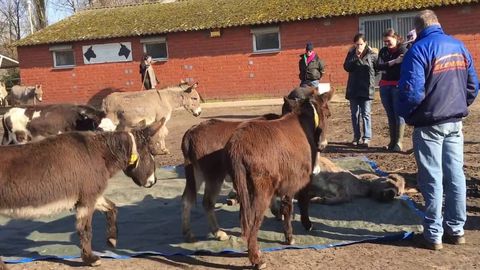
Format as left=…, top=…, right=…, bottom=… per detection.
left=376, top=28, right=408, bottom=151
left=343, top=33, right=378, bottom=147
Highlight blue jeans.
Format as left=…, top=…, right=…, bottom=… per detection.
left=349, top=98, right=372, bottom=141
left=413, top=121, right=466, bottom=244
left=380, top=85, right=405, bottom=126
left=300, top=80, right=319, bottom=87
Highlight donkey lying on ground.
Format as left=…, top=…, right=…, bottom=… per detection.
left=270, top=156, right=405, bottom=211
left=0, top=119, right=165, bottom=268
left=181, top=87, right=334, bottom=243
left=225, top=96, right=326, bottom=269
left=308, top=156, right=405, bottom=204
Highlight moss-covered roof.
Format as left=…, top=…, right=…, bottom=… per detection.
left=16, top=0, right=480, bottom=46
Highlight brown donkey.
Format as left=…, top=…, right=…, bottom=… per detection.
left=225, top=96, right=326, bottom=269
left=181, top=114, right=279, bottom=242
left=181, top=87, right=334, bottom=243
left=0, top=119, right=165, bottom=268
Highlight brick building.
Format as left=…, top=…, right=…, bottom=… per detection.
left=15, top=0, right=480, bottom=104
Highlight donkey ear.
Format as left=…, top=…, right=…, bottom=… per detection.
left=144, top=118, right=166, bottom=137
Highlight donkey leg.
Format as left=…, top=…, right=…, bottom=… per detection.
left=281, top=195, right=295, bottom=245
left=159, top=126, right=170, bottom=155
left=76, top=205, right=101, bottom=266
left=297, top=187, right=313, bottom=231
left=204, top=175, right=228, bottom=241
left=0, top=258, right=7, bottom=270
left=181, top=164, right=202, bottom=242
left=94, top=196, right=118, bottom=248
left=248, top=194, right=270, bottom=270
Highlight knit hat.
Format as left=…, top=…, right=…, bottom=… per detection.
left=305, top=42, right=314, bottom=51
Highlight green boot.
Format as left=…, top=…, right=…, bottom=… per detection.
left=393, top=124, right=405, bottom=152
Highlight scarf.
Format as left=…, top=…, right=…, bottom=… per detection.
left=305, top=51, right=316, bottom=65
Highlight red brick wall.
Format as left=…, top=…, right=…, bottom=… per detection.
left=17, top=4, right=480, bottom=104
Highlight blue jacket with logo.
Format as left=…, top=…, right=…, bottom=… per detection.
left=397, top=25, right=479, bottom=127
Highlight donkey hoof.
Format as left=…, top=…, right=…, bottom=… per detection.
left=160, top=149, right=170, bottom=155
left=184, top=233, right=197, bottom=243
left=215, top=230, right=229, bottom=241
left=285, top=238, right=295, bottom=245
left=253, top=262, right=267, bottom=270
left=84, top=255, right=101, bottom=267
left=107, top=238, right=117, bottom=248
left=90, top=259, right=102, bottom=267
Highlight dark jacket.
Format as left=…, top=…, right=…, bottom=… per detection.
left=397, top=25, right=479, bottom=127
left=376, top=44, right=407, bottom=82
left=343, top=46, right=378, bottom=100
left=299, top=53, right=325, bottom=82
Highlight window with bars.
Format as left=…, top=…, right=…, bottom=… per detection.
left=140, top=37, right=168, bottom=60
left=250, top=26, right=281, bottom=53
left=50, top=45, right=75, bottom=68
left=359, top=13, right=416, bottom=50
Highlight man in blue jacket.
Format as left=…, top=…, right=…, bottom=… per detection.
left=397, top=10, right=478, bottom=250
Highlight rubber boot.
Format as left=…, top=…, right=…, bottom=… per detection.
left=386, top=123, right=396, bottom=150
left=393, top=124, right=405, bottom=152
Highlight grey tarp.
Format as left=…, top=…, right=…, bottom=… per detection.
left=0, top=157, right=422, bottom=263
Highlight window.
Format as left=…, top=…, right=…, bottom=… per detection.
left=251, top=26, right=280, bottom=53
left=140, top=37, right=168, bottom=60
left=359, top=12, right=416, bottom=50
left=49, top=45, right=75, bottom=68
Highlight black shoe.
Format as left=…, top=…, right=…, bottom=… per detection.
left=443, top=234, right=466, bottom=245
left=412, top=234, right=443, bottom=250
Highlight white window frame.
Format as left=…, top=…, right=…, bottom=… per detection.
left=49, top=45, right=75, bottom=68
left=359, top=12, right=416, bottom=50
left=140, top=36, right=168, bottom=61
left=250, top=26, right=281, bottom=53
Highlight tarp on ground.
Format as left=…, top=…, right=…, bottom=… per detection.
left=0, top=157, right=422, bottom=264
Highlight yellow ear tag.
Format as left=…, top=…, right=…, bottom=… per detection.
left=314, top=112, right=319, bottom=128
left=129, top=154, right=138, bottom=165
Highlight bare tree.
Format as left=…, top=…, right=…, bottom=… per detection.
left=0, top=0, right=28, bottom=41
left=32, top=0, right=47, bottom=30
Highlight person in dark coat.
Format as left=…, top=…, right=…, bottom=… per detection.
left=139, top=55, right=158, bottom=90
left=376, top=28, right=408, bottom=152
left=299, top=42, right=325, bottom=87
left=343, top=33, right=378, bottom=147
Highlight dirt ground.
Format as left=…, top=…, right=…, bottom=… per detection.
left=7, top=96, right=480, bottom=270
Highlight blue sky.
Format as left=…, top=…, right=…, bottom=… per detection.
left=47, top=5, right=72, bottom=25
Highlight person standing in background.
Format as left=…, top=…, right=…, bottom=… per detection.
left=397, top=9, right=478, bottom=250
left=405, top=29, right=417, bottom=49
left=376, top=28, right=407, bottom=152
left=140, top=55, right=158, bottom=90
left=343, top=33, right=378, bottom=147
left=299, top=42, right=325, bottom=87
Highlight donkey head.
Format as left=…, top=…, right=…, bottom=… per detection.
left=180, top=82, right=202, bottom=117
left=369, top=174, right=406, bottom=202
left=34, top=84, right=43, bottom=102
left=123, top=118, right=166, bottom=188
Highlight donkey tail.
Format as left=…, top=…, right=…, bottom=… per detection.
left=227, top=148, right=253, bottom=240
left=181, top=130, right=197, bottom=203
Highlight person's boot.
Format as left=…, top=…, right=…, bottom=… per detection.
left=386, top=123, right=396, bottom=150
left=393, top=124, right=405, bottom=152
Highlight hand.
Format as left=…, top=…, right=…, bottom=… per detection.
left=389, top=55, right=404, bottom=66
